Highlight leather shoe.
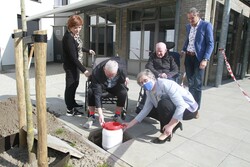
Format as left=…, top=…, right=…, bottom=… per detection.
left=151, top=135, right=172, bottom=144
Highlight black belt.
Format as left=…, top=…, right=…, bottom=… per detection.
left=186, top=51, right=196, bottom=56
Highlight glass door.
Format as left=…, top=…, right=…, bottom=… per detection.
left=138, top=22, right=156, bottom=72
left=141, top=22, right=156, bottom=60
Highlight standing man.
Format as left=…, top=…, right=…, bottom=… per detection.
left=181, top=7, right=214, bottom=118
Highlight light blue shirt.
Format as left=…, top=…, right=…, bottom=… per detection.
left=135, top=78, right=198, bottom=122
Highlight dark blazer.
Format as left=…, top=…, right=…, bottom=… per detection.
left=145, top=52, right=179, bottom=78
left=90, top=57, right=127, bottom=108
left=62, top=30, right=89, bottom=73
left=182, top=19, right=214, bottom=62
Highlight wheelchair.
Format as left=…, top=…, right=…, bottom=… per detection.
left=84, top=56, right=128, bottom=120
left=135, top=41, right=183, bottom=114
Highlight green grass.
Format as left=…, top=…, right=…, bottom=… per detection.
left=97, top=162, right=110, bottom=167
left=69, top=142, right=76, bottom=147
left=55, top=128, right=64, bottom=135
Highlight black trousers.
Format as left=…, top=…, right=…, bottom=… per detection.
left=64, top=66, right=80, bottom=110
left=148, top=98, right=197, bottom=131
left=88, top=84, right=128, bottom=107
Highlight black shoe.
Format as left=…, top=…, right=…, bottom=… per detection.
left=66, top=108, right=84, bottom=117
left=151, top=135, right=172, bottom=144
left=73, top=103, right=83, bottom=108
left=113, top=114, right=121, bottom=122
left=172, top=122, right=183, bottom=133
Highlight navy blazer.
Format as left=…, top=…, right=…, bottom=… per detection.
left=182, top=20, right=214, bottom=62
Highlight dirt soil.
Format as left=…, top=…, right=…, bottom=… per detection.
left=0, top=97, right=121, bottom=167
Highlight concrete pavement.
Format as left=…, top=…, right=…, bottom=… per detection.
left=1, top=63, right=250, bottom=167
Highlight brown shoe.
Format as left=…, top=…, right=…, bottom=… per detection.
left=195, top=111, right=199, bottom=119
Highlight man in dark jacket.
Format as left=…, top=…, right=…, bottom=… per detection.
left=136, top=42, right=179, bottom=114
left=83, top=57, right=129, bottom=129
left=145, top=42, right=179, bottom=79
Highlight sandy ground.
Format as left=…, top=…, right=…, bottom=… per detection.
left=0, top=97, right=121, bottom=167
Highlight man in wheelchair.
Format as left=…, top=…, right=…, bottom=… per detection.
left=136, top=42, right=179, bottom=114
left=83, top=57, right=129, bottom=129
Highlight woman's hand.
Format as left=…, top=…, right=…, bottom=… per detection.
left=162, top=124, right=173, bottom=137
left=123, top=119, right=138, bottom=131
left=89, top=50, right=95, bottom=55
left=84, top=70, right=91, bottom=77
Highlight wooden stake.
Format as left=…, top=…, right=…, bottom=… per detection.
left=34, top=30, right=48, bottom=167
left=28, top=44, right=34, bottom=69
left=13, top=29, right=27, bottom=148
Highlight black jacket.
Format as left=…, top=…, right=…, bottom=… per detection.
left=145, top=52, right=178, bottom=78
left=62, top=30, right=89, bottom=73
left=90, top=57, right=127, bottom=108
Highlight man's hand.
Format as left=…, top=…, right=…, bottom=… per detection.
left=199, top=60, right=208, bottom=69
left=159, top=73, right=168, bottom=78
left=180, top=51, right=186, bottom=58
left=98, top=113, right=105, bottom=126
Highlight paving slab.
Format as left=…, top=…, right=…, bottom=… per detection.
left=1, top=63, right=250, bottom=167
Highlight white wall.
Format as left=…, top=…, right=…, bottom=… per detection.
left=0, top=0, right=54, bottom=69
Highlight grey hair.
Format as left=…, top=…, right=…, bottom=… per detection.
left=155, top=42, right=167, bottom=50
left=104, top=60, right=118, bottom=73
left=136, top=69, right=156, bottom=85
left=188, top=7, right=200, bottom=16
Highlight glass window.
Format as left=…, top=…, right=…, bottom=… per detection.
left=160, top=6, right=175, bottom=19
left=98, top=16, right=106, bottom=24
left=129, top=23, right=141, bottom=60
left=142, top=23, right=155, bottom=59
left=107, top=12, right=116, bottom=24
left=107, top=25, right=115, bottom=56
left=90, top=27, right=96, bottom=51
left=142, top=8, right=156, bottom=19
left=98, top=27, right=105, bottom=55
left=129, top=9, right=142, bottom=21
left=90, top=16, right=97, bottom=25
left=158, top=20, right=175, bottom=43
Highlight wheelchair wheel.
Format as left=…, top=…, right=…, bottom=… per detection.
left=84, top=79, right=90, bottom=112
left=121, top=109, right=126, bottom=120
left=121, top=95, right=128, bottom=120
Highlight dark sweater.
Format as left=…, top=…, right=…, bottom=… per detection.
left=145, top=52, right=178, bottom=78
left=62, top=30, right=89, bottom=73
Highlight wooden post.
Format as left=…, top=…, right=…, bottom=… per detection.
left=13, top=29, right=27, bottom=148
left=20, top=0, right=36, bottom=163
left=28, top=44, right=34, bottom=69
left=34, top=30, right=48, bottom=167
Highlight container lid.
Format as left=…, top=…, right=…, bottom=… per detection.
left=103, top=121, right=123, bottom=130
